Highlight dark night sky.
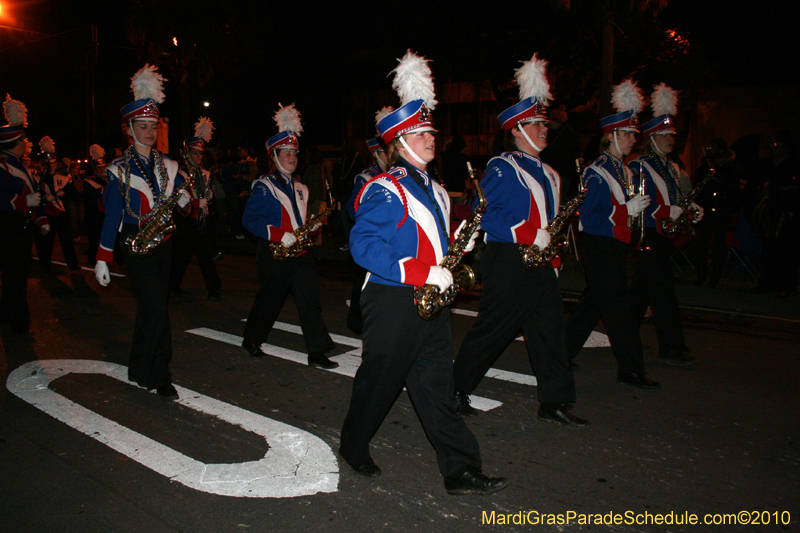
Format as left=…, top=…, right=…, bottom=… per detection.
left=1, top=0, right=796, bottom=158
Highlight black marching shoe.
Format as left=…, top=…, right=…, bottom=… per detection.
left=537, top=403, right=589, bottom=428
left=156, top=384, right=179, bottom=401
left=444, top=467, right=509, bottom=496
left=456, top=391, right=478, bottom=417
left=308, top=351, right=338, bottom=369
left=338, top=451, right=382, bottom=477
left=617, top=372, right=662, bottom=390
left=657, top=349, right=697, bottom=366
left=242, top=339, right=264, bottom=357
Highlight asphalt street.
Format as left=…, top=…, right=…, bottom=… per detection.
left=1, top=246, right=799, bottom=533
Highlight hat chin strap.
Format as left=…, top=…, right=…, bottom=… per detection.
left=273, top=152, right=291, bottom=177
left=129, top=120, right=153, bottom=150
left=518, top=124, right=545, bottom=154
left=650, top=136, right=666, bottom=157
left=613, top=130, right=623, bottom=157
left=399, top=135, right=427, bottom=166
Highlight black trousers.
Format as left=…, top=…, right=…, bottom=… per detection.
left=0, top=212, right=34, bottom=330
left=120, top=225, right=174, bottom=389
left=242, top=241, right=334, bottom=354
left=347, top=261, right=366, bottom=331
left=340, top=282, right=482, bottom=479
left=565, top=233, right=645, bottom=375
left=169, top=216, right=221, bottom=294
left=85, top=209, right=104, bottom=266
left=35, top=212, right=78, bottom=270
left=631, top=229, right=686, bottom=352
left=453, top=242, right=576, bottom=404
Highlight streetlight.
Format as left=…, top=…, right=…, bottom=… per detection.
left=203, top=101, right=210, bottom=108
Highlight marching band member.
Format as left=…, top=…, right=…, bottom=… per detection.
left=170, top=117, right=222, bottom=300
left=344, top=114, right=392, bottom=334
left=35, top=136, right=80, bottom=271
left=94, top=65, right=186, bottom=400
left=240, top=104, right=337, bottom=369
left=339, top=51, right=507, bottom=495
left=629, top=84, right=700, bottom=366
left=564, top=79, right=662, bottom=390
left=84, top=144, right=108, bottom=267
left=0, top=95, right=49, bottom=334
left=452, top=54, right=586, bottom=428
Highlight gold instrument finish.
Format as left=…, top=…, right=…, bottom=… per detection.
left=632, top=160, right=647, bottom=250
left=269, top=177, right=336, bottom=261
left=415, top=162, right=486, bottom=321
left=125, top=150, right=194, bottom=256
left=519, top=158, right=586, bottom=270
left=659, top=154, right=715, bottom=237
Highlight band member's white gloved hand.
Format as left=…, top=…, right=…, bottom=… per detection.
left=177, top=189, right=191, bottom=208
left=691, top=203, right=705, bottom=223
left=456, top=219, right=479, bottom=252
left=40, top=224, right=50, bottom=235
left=199, top=198, right=209, bottom=213
left=669, top=205, right=684, bottom=220
left=281, top=233, right=297, bottom=247
left=95, top=260, right=110, bottom=286
left=426, top=266, right=453, bottom=293
left=533, top=228, right=551, bottom=250
left=309, top=221, right=322, bottom=233
left=625, top=194, right=651, bottom=216
left=26, top=192, right=41, bottom=206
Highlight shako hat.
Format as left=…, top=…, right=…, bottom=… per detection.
left=497, top=53, right=553, bottom=131
left=599, top=79, right=645, bottom=133
left=376, top=50, right=438, bottom=145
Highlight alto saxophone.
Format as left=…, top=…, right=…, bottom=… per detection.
left=520, top=158, right=586, bottom=270
left=415, top=162, right=486, bottom=321
left=270, top=177, right=336, bottom=261
left=659, top=154, right=715, bottom=237
left=125, top=150, right=195, bottom=255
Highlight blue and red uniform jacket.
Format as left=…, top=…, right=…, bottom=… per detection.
left=242, top=172, right=309, bottom=244
left=346, top=161, right=381, bottom=222
left=97, top=151, right=180, bottom=263
left=628, top=153, right=680, bottom=235
left=480, top=150, right=561, bottom=245
left=0, top=151, right=47, bottom=227
left=579, top=152, right=635, bottom=244
left=176, top=167, right=213, bottom=221
left=350, top=162, right=452, bottom=288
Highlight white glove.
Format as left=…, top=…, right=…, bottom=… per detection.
left=39, top=224, right=50, bottom=236
left=669, top=205, right=684, bottom=220
left=625, top=194, right=651, bottom=216
left=281, top=233, right=297, bottom=247
left=455, top=219, right=480, bottom=253
left=309, top=221, right=322, bottom=233
left=425, top=266, right=453, bottom=294
left=95, top=260, right=110, bottom=286
left=533, top=228, right=551, bottom=250
left=198, top=198, right=209, bottom=214
left=691, top=203, right=705, bottom=223
left=26, top=192, right=41, bottom=207
left=177, top=189, right=191, bottom=208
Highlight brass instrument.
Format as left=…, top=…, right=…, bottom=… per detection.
left=520, top=158, right=586, bottom=269
left=415, top=162, right=486, bottom=321
left=125, top=150, right=195, bottom=255
left=270, top=176, right=336, bottom=261
left=632, top=160, right=647, bottom=250
left=659, top=152, right=715, bottom=236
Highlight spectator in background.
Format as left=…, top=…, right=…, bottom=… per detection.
left=64, top=160, right=85, bottom=242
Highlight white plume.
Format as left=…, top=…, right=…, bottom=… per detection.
left=194, top=117, right=214, bottom=142
left=130, top=64, right=167, bottom=104
left=515, top=53, right=552, bottom=105
left=39, top=136, right=55, bottom=154
left=611, top=79, right=644, bottom=114
left=89, top=144, right=105, bottom=160
left=375, top=106, right=394, bottom=124
left=274, top=103, right=303, bottom=135
left=391, top=50, right=437, bottom=109
left=651, top=83, right=678, bottom=117
left=3, top=94, right=28, bottom=128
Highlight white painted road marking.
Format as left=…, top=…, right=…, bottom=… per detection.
left=6, top=360, right=338, bottom=498
left=190, top=325, right=504, bottom=413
